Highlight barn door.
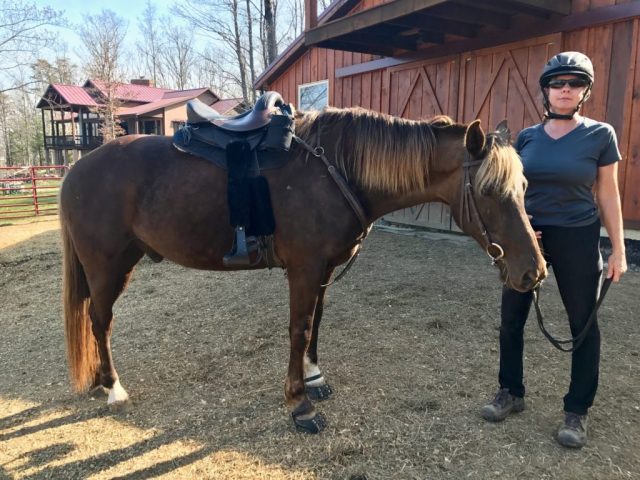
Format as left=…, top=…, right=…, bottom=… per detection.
left=458, top=34, right=561, bottom=131
left=383, top=56, right=461, bottom=231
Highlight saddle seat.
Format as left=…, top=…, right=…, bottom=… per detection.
left=187, top=92, right=286, bottom=133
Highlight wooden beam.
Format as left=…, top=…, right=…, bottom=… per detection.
left=322, top=39, right=397, bottom=57
left=454, top=0, right=570, bottom=18
left=427, top=3, right=511, bottom=29
left=388, top=13, right=478, bottom=38
left=305, top=0, right=317, bottom=31
left=343, top=31, right=419, bottom=51
left=305, top=0, right=450, bottom=46
left=501, top=0, right=571, bottom=16
left=336, top=2, right=640, bottom=78
left=419, top=31, right=445, bottom=44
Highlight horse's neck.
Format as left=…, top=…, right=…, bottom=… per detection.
left=362, top=167, right=462, bottom=221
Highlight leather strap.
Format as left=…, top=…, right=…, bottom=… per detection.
left=533, top=276, right=612, bottom=352
left=292, top=134, right=372, bottom=287
left=292, top=134, right=370, bottom=238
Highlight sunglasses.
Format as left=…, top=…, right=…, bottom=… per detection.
left=547, top=79, right=589, bottom=89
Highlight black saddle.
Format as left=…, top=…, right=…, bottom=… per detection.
left=174, top=91, right=296, bottom=170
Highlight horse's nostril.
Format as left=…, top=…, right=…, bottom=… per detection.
left=521, top=271, right=541, bottom=291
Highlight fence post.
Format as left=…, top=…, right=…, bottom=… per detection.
left=31, top=166, right=39, bottom=216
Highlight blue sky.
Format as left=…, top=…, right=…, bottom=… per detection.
left=42, top=0, right=175, bottom=25
left=39, top=0, right=177, bottom=63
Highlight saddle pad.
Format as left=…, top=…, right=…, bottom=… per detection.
left=172, top=124, right=290, bottom=171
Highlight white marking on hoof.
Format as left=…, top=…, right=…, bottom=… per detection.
left=107, top=380, right=129, bottom=405
left=304, top=356, right=325, bottom=386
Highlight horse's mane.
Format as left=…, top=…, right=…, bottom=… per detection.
left=297, top=107, right=436, bottom=193
left=296, top=107, right=524, bottom=197
left=475, top=134, right=526, bottom=199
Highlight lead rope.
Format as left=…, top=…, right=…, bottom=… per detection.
left=533, top=276, right=612, bottom=352
left=292, top=134, right=372, bottom=287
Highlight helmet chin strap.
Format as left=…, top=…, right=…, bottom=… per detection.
left=542, top=86, right=591, bottom=121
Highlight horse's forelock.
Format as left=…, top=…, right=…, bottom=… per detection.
left=296, top=107, right=436, bottom=194
left=475, top=139, right=525, bottom=199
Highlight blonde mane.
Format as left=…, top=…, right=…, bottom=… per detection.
left=297, top=107, right=436, bottom=193
left=475, top=137, right=527, bottom=199
left=296, top=108, right=524, bottom=197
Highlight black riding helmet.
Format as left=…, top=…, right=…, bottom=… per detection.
left=540, top=51, right=594, bottom=120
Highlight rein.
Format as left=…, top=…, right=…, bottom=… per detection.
left=533, top=276, right=612, bottom=352
left=460, top=154, right=505, bottom=264
left=292, top=134, right=371, bottom=287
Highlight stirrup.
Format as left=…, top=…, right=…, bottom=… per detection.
left=223, top=226, right=251, bottom=266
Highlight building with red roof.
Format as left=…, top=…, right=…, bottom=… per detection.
left=37, top=78, right=245, bottom=164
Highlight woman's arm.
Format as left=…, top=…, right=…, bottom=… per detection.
left=596, top=162, right=627, bottom=282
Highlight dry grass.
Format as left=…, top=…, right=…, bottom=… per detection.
left=0, top=221, right=639, bottom=479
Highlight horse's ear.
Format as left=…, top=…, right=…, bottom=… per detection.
left=465, top=120, right=486, bottom=157
left=495, top=119, right=511, bottom=144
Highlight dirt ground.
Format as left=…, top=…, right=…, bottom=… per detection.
left=1, top=218, right=639, bottom=479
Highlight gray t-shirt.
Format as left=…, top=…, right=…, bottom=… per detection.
left=515, top=118, right=621, bottom=227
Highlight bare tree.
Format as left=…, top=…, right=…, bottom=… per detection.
left=0, top=92, right=12, bottom=165
left=79, top=10, right=127, bottom=84
left=264, top=0, right=277, bottom=66
left=288, top=0, right=305, bottom=42
left=137, top=0, right=165, bottom=87
left=161, top=18, right=196, bottom=90
left=0, top=1, right=64, bottom=93
left=78, top=10, right=128, bottom=142
left=32, top=57, right=78, bottom=87
left=198, top=47, right=243, bottom=98
left=245, top=0, right=256, bottom=103
left=174, top=0, right=252, bottom=104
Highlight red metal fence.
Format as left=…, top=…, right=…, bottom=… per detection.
left=0, top=166, right=68, bottom=221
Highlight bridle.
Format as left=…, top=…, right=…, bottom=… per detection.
left=459, top=152, right=505, bottom=266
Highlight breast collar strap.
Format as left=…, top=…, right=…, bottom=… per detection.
left=460, top=154, right=505, bottom=265
left=292, top=132, right=372, bottom=287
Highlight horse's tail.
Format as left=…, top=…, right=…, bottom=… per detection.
left=61, top=217, right=98, bottom=392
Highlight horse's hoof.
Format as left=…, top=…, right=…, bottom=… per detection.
left=107, top=380, right=129, bottom=405
left=306, top=383, right=333, bottom=401
left=291, top=398, right=327, bottom=434
left=293, top=411, right=327, bottom=434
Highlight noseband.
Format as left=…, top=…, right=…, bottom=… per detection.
left=460, top=154, right=505, bottom=266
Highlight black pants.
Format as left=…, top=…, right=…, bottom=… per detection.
left=499, top=219, right=603, bottom=415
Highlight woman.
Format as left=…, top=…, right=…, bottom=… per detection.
left=480, top=51, right=627, bottom=448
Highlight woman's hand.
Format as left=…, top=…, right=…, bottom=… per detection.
left=596, top=163, right=626, bottom=282
left=606, top=251, right=627, bottom=282
left=527, top=215, right=542, bottom=239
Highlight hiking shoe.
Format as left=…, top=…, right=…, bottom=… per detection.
left=557, top=412, right=588, bottom=448
left=481, top=388, right=525, bottom=422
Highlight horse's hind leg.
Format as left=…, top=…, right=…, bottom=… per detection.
left=305, top=267, right=334, bottom=401
left=85, top=245, right=143, bottom=404
left=285, top=262, right=327, bottom=433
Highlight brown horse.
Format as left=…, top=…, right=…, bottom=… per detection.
left=60, top=107, right=546, bottom=433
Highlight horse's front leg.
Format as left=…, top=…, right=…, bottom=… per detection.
left=285, top=263, right=327, bottom=433
left=304, top=267, right=334, bottom=401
